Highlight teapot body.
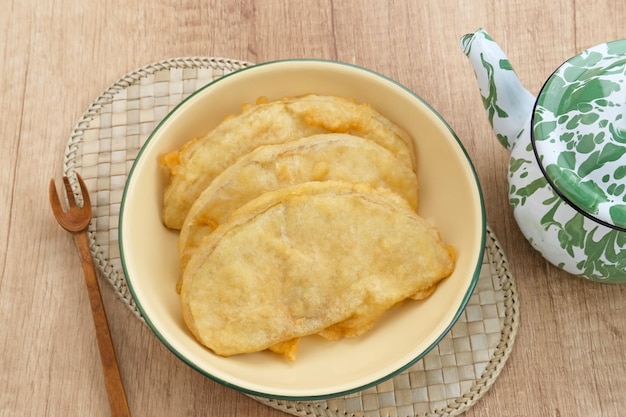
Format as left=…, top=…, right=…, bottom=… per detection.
left=462, top=29, right=626, bottom=283
left=507, top=126, right=626, bottom=282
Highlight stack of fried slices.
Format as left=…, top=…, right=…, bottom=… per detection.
left=159, top=95, right=455, bottom=360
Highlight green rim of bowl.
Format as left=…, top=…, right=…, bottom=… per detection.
left=119, top=58, right=486, bottom=401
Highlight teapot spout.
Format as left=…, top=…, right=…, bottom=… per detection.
left=460, top=29, right=536, bottom=151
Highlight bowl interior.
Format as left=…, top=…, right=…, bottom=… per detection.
left=120, top=60, right=485, bottom=400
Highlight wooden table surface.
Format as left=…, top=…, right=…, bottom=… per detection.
left=3, top=1, right=626, bottom=416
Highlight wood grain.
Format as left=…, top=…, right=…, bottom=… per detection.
left=2, top=1, right=626, bottom=416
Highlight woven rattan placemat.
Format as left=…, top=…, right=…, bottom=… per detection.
left=61, top=57, right=519, bottom=417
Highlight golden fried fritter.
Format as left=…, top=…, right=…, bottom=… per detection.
left=177, top=133, right=419, bottom=286
left=160, top=95, right=416, bottom=229
left=180, top=181, right=454, bottom=360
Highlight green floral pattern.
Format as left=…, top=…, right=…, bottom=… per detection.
left=462, top=29, right=626, bottom=283
left=534, top=39, right=626, bottom=230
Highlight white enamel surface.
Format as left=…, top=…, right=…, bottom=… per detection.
left=119, top=60, right=485, bottom=399
left=462, top=29, right=626, bottom=282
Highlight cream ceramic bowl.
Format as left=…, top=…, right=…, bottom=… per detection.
left=120, top=59, right=485, bottom=400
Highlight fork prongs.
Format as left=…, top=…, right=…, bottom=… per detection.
left=63, top=174, right=91, bottom=210
left=76, top=174, right=91, bottom=209
left=62, top=176, right=78, bottom=208
left=49, top=173, right=92, bottom=233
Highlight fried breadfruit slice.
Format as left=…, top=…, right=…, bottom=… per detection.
left=180, top=181, right=454, bottom=360
left=177, top=133, right=419, bottom=285
left=160, top=95, right=416, bottom=229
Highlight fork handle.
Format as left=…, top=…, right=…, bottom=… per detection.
left=75, top=231, right=132, bottom=417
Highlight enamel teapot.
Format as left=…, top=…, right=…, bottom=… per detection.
left=461, top=29, right=626, bottom=283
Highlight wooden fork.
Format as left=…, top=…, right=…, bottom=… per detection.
left=49, top=174, right=131, bottom=417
